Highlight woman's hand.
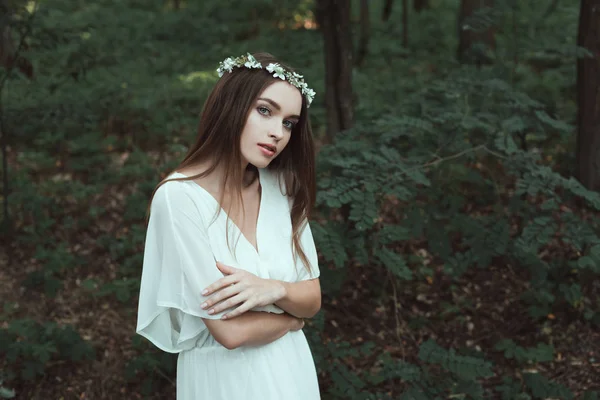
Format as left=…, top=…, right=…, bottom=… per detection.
left=200, top=262, right=287, bottom=319
left=289, top=316, right=305, bottom=332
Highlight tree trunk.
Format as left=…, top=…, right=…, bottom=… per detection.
left=414, top=0, right=430, bottom=12
left=0, top=103, right=8, bottom=233
left=356, top=0, right=370, bottom=66
left=576, top=0, right=600, bottom=191
left=0, top=0, right=33, bottom=78
left=0, top=25, right=33, bottom=79
left=457, top=0, right=496, bottom=66
left=382, top=0, right=394, bottom=21
left=316, top=0, right=354, bottom=138
left=402, top=0, right=408, bottom=47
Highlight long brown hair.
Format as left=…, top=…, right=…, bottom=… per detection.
left=146, top=52, right=316, bottom=276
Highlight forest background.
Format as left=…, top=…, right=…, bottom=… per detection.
left=1, top=0, right=600, bottom=399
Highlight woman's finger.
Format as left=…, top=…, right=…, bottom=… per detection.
left=216, top=261, right=237, bottom=274
left=202, top=274, right=239, bottom=296
left=201, top=283, right=240, bottom=311
left=210, top=292, right=249, bottom=315
left=221, top=297, right=256, bottom=320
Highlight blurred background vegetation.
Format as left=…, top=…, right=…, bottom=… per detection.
left=1, top=0, right=600, bottom=398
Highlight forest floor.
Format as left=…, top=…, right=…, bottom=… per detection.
left=2, top=227, right=600, bottom=399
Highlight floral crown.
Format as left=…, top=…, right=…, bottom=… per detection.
left=216, top=53, right=315, bottom=107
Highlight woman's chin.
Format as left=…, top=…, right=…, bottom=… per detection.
left=249, top=158, right=272, bottom=169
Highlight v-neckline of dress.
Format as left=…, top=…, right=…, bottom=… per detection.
left=171, top=169, right=264, bottom=257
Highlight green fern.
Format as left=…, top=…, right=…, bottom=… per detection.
left=495, top=340, right=554, bottom=364
left=376, top=248, right=412, bottom=280
left=418, top=340, right=494, bottom=381
left=523, top=372, right=573, bottom=400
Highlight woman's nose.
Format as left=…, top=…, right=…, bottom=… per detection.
left=269, top=122, right=284, bottom=139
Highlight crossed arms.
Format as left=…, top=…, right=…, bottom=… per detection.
left=202, top=274, right=321, bottom=350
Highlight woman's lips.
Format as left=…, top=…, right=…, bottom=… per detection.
left=258, top=143, right=276, bottom=157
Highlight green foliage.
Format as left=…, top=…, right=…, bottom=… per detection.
left=523, top=372, right=573, bottom=400
left=418, top=340, right=493, bottom=381
left=362, top=340, right=494, bottom=399
left=495, top=339, right=554, bottom=364
left=584, top=392, right=599, bottom=400
left=22, top=243, right=78, bottom=297
left=124, top=336, right=177, bottom=396
left=309, top=1, right=596, bottom=396
left=316, top=64, right=600, bottom=323
left=310, top=221, right=346, bottom=267
left=0, top=319, right=95, bottom=383
left=495, top=377, right=532, bottom=400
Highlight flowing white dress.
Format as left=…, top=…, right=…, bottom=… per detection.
left=136, top=168, right=321, bottom=399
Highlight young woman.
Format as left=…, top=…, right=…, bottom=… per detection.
left=136, top=52, right=321, bottom=399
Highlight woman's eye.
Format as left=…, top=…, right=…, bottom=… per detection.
left=258, top=106, right=270, bottom=116
left=283, top=120, right=295, bottom=130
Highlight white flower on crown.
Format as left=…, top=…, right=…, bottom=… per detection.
left=244, top=53, right=262, bottom=69
left=265, top=63, right=277, bottom=73
left=304, top=87, right=315, bottom=104
left=288, top=75, right=299, bottom=87
left=217, top=57, right=236, bottom=77
left=266, top=63, right=286, bottom=80
left=223, top=58, right=235, bottom=69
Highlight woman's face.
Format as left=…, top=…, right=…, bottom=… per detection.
left=240, top=80, right=303, bottom=169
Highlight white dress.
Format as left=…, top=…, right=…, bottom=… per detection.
left=136, top=168, right=321, bottom=400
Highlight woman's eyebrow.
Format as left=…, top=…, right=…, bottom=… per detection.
left=258, top=97, right=300, bottom=119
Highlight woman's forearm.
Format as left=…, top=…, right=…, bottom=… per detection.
left=273, top=279, right=321, bottom=318
left=233, top=311, right=296, bottom=348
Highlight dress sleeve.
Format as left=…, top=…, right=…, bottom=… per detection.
left=135, top=182, right=233, bottom=353
left=296, top=220, right=321, bottom=281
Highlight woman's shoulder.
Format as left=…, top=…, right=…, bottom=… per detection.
left=156, top=172, right=193, bottom=195
left=152, top=173, right=213, bottom=215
